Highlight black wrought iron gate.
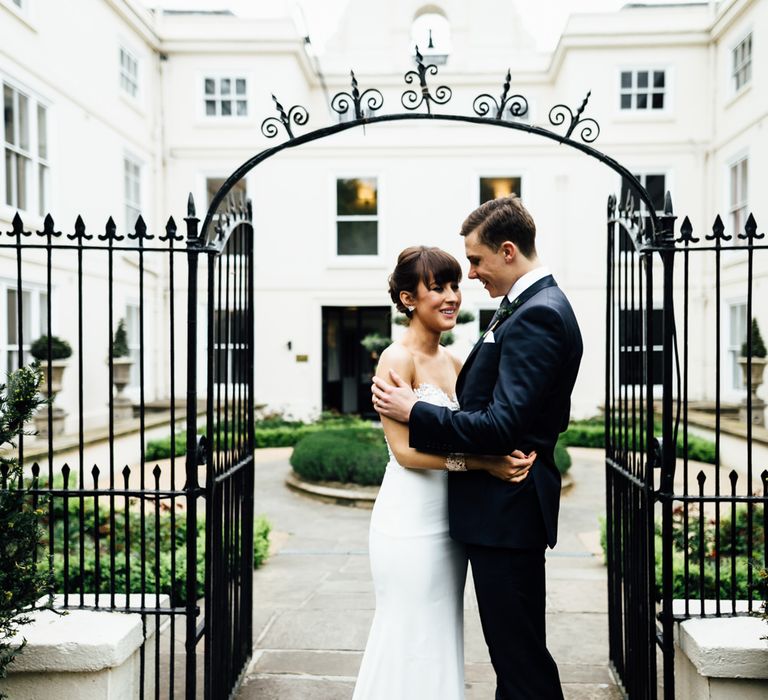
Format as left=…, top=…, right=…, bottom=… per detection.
left=605, top=193, right=767, bottom=699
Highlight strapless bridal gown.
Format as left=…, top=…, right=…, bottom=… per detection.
left=352, top=384, right=468, bottom=700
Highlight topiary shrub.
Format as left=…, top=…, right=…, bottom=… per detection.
left=29, top=335, right=72, bottom=361
left=741, top=318, right=767, bottom=358
left=111, top=319, right=130, bottom=358
left=290, top=427, right=388, bottom=486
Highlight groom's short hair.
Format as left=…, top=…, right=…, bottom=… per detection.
left=460, top=195, right=537, bottom=258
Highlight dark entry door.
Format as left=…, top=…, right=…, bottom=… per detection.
left=322, top=306, right=390, bottom=418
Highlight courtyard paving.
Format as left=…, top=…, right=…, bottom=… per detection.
left=237, top=446, right=622, bottom=699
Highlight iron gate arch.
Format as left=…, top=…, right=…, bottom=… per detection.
left=203, top=49, right=680, bottom=699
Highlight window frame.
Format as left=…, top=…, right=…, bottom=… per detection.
left=201, top=74, right=250, bottom=120
left=726, top=300, right=748, bottom=396
left=617, top=306, right=664, bottom=393
left=617, top=67, right=670, bottom=115
left=727, top=153, right=748, bottom=239
left=731, top=31, right=753, bottom=94
left=123, top=153, right=142, bottom=235
left=119, top=45, right=140, bottom=101
left=2, top=77, right=50, bottom=219
left=0, top=280, right=49, bottom=376
left=329, top=174, right=384, bottom=267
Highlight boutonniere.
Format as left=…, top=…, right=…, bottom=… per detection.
left=485, top=298, right=523, bottom=335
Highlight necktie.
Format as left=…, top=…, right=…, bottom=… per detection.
left=485, top=295, right=512, bottom=332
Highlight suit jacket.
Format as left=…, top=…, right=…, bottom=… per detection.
left=409, top=275, right=583, bottom=548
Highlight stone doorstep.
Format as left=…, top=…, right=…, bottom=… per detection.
left=8, top=594, right=170, bottom=674
left=672, top=600, right=768, bottom=680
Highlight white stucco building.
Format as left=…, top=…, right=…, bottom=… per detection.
left=0, top=0, right=764, bottom=427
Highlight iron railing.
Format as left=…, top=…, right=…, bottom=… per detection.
left=0, top=194, right=254, bottom=699
left=606, top=193, right=767, bottom=699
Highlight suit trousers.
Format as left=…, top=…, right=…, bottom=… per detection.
left=466, top=544, right=564, bottom=700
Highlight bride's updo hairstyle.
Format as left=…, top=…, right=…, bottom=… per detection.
left=388, top=246, right=462, bottom=319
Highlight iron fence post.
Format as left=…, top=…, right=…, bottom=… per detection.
left=184, top=194, right=202, bottom=699
left=657, top=192, right=678, bottom=700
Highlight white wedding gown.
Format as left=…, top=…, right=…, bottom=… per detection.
left=353, top=384, right=468, bottom=700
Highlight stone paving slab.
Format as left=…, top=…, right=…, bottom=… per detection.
left=240, top=446, right=619, bottom=699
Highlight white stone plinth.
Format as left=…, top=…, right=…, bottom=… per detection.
left=0, top=594, right=170, bottom=700
left=673, top=600, right=768, bottom=700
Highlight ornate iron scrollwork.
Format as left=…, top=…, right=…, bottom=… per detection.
left=473, top=70, right=528, bottom=121
left=261, top=94, right=309, bottom=139
left=401, top=46, right=452, bottom=114
left=548, top=90, right=600, bottom=143
left=331, top=71, right=384, bottom=120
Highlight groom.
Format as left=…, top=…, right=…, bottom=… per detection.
left=372, top=194, right=582, bottom=699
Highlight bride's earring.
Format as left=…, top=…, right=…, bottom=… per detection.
left=406, top=305, right=415, bottom=312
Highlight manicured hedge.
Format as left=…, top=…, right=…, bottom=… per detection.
left=554, top=441, right=571, bottom=475
left=145, top=414, right=369, bottom=460
left=290, top=427, right=389, bottom=486
left=560, top=418, right=717, bottom=465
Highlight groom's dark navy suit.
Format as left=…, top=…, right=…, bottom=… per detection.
left=409, top=274, right=582, bottom=699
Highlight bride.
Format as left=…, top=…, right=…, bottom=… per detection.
left=352, top=246, right=536, bottom=700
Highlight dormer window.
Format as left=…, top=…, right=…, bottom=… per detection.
left=411, top=8, right=450, bottom=65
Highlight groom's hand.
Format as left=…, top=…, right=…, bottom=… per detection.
left=371, top=370, right=417, bottom=423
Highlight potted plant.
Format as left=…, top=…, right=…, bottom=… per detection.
left=29, top=335, right=71, bottom=395
left=29, top=335, right=71, bottom=437
left=111, top=318, right=133, bottom=420
left=738, top=318, right=767, bottom=426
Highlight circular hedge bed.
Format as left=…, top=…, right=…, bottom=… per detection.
left=290, top=426, right=572, bottom=487
left=290, top=427, right=389, bottom=486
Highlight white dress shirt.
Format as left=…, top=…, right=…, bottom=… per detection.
left=505, top=266, right=551, bottom=304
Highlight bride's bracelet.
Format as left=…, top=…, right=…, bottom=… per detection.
left=445, top=453, right=467, bottom=472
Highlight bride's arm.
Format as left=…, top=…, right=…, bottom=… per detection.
left=376, top=346, right=534, bottom=477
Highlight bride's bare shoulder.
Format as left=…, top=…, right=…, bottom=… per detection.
left=376, top=342, right=415, bottom=380
left=440, top=346, right=463, bottom=374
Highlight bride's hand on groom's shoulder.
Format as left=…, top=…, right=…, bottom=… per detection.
left=485, top=449, right=536, bottom=483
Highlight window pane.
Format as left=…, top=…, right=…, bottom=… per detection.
left=620, top=94, right=631, bottom=110
left=220, top=79, right=231, bottom=95
left=7, top=289, right=17, bottom=344
left=38, top=164, right=47, bottom=215
left=235, top=78, right=246, bottom=95
left=4, top=151, right=12, bottom=205
left=637, top=71, right=648, bottom=88
left=636, top=93, right=648, bottom=109
left=337, top=221, right=378, bottom=255
left=37, top=104, right=47, bottom=159
left=236, top=100, right=247, bottom=116
left=40, top=292, right=48, bottom=334
left=740, top=159, right=748, bottom=195
left=18, top=93, right=29, bottom=151
left=653, top=71, right=665, bottom=88
left=16, top=154, right=27, bottom=210
left=646, top=175, right=666, bottom=211
left=3, top=85, right=14, bottom=145
left=221, top=100, right=232, bottom=116
left=479, top=177, right=521, bottom=203
left=620, top=72, right=632, bottom=89
left=652, top=93, right=664, bottom=109
left=204, top=78, right=215, bottom=95
left=205, top=100, right=216, bottom=116
left=337, top=178, right=377, bottom=215
left=730, top=163, right=738, bottom=204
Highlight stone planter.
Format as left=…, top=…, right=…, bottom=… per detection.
left=737, top=357, right=766, bottom=427
left=34, top=359, right=68, bottom=437
left=111, top=357, right=134, bottom=421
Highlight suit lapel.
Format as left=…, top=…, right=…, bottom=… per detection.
left=456, top=275, right=558, bottom=398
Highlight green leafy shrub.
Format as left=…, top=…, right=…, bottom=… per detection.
left=146, top=414, right=370, bottom=459
left=253, top=515, right=271, bottom=568
left=554, top=440, right=571, bottom=475
left=0, top=364, right=50, bottom=693
left=599, top=504, right=765, bottom=600
left=29, top=335, right=72, bottom=361
left=440, top=331, right=455, bottom=346
left=290, top=427, right=388, bottom=486
left=561, top=418, right=717, bottom=465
